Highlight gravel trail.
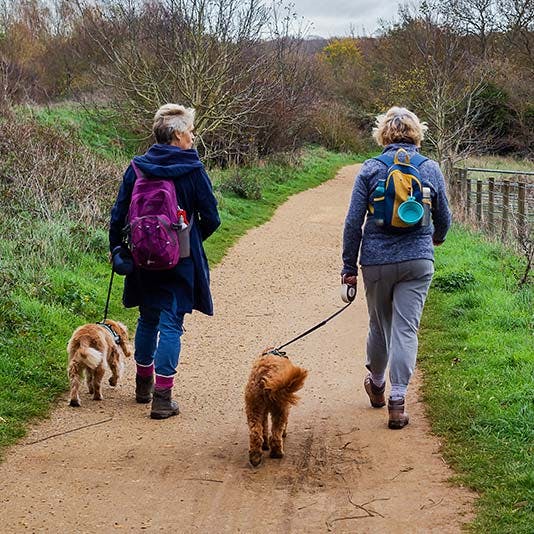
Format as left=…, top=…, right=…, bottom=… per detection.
left=0, top=164, right=474, bottom=533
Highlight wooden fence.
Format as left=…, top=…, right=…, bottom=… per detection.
left=449, top=167, right=534, bottom=244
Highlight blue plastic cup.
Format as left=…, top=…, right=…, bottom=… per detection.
left=398, top=196, right=424, bottom=225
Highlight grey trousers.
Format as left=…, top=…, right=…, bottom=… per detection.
left=361, top=259, right=434, bottom=387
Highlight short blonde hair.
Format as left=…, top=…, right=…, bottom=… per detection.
left=372, top=107, right=428, bottom=147
left=152, top=104, right=195, bottom=144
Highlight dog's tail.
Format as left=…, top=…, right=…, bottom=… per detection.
left=75, top=343, right=103, bottom=370
left=264, top=365, right=308, bottom=406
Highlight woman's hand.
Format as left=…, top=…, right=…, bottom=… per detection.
left=342, top=274, right=357, bottom=287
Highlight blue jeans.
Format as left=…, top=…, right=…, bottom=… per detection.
left=134, top=305, right=185, bottom=377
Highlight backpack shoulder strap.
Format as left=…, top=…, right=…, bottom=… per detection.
left=373, top=154, right=394, bottom=167
left=131, top=160, right=144, bottom=180
left=409, top=153, right=428, bottom=168
left=374, top=152, right=428, bottom=168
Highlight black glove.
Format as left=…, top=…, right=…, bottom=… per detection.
left=111, top=245, right=134, bottom=276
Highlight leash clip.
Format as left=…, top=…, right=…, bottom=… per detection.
left=265, top=348, right=288, bottom=358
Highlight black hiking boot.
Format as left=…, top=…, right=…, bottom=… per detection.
left=150, top=388, right=179, bottom=419
left=135, top=374, right=154, bottom=404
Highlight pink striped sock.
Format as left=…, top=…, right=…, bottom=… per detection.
left=155, top=374, right=174, bottom=390
left=136, top=363, right=154, bottom=378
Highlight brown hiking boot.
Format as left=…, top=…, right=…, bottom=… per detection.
left=135, top=374, right=154, bottom=404
left=364, top=374, right=386, bottom=408
left=388, top=397, right=409, bottom=429
left=150, top=388, right=179, bottom=419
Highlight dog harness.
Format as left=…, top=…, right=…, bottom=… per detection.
left=96, top=322, right=121, bottom=345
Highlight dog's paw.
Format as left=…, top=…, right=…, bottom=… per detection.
left=269, top=448, right=284, bottom=459
left=93, top=394, right=103, bottom=401
left=108, top=377, right=117, bottom=386
left=262, top=441, right=269, bottom=451
left=69, top=399, right=81, bottom=407
left=249, top=451, right=263, bottom=467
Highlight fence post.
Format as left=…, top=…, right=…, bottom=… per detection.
left=457, top=169, right=464, bottom=208
left=451, top=167, right=458, bottom=205
left=502, top=181, right=510, bottom=240
left=476, top=179, right=483, bottom=226
left=488, top=177, right=495, bottom=230
left=518, top=180, right=526, bottom=230
left=465, top=175, right=471, bottom=220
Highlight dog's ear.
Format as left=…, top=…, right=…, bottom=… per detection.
left=116, top=322, right=128, bottom=335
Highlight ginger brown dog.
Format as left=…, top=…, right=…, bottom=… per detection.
left=67, top=320, right=132, bottom=407
left=245, top=350, right=308, bottom=467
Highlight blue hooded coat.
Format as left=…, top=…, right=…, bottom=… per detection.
left=109, top=144, right=221, bottom=315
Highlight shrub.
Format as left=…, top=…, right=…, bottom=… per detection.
left=218, top=171, right=262, bottom=200
left=304, top=101, right=374, bottom=153
left=0, top=109, right=122, bottom=226
left=433, top=270, right=476, bottom=292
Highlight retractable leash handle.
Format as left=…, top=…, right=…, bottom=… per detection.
left=340, top=283, right=356, bottom=303
left=340, top=273, right=357, bottom=304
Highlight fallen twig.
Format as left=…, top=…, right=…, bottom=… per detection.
left=420, top=497, right=444, bottom=510
left=297, top=500, right=318, bottom=511
left=183, top=477, right=224, bottom=484
left=326, top=514, right=371, bottom=531
left=348, top=492, right=389, bottom=518
left=24, top=417, right=113, bottom=445
left=335, top=426, right=359, bottom=437
left=325, top=493, right=390, bottom=530
left=390, top=465, right=414, bottom=480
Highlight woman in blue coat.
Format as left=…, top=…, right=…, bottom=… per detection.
left=109, top=104, right=220, bottom=419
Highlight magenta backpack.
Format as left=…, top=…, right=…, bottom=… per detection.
left=126, top=161, right=181, bottom=270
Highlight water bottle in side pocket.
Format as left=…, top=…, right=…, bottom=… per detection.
left=373, top=179, right=386, bottom=227
left=176, top=208, right=191, bottom=258
left=422, top=187, right=431, bottom=226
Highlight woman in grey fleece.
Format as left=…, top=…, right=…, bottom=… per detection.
left=341, top=107, right=451, bottom=429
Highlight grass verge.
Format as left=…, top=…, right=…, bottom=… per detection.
left=420, top=225, right=534, bottom=533
left=24, top=104, right=143, bottom=162
left=0, top=146, right=363, bottom=457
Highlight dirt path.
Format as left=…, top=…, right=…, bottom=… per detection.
left=0, top=165, right=474, bottom=533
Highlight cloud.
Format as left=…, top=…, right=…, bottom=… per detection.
left=290, top=0, right=400, bottom=37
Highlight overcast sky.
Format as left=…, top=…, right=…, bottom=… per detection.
left=290, top=0, right=403, bottom=38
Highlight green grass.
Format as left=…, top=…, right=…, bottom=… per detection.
left=459, top=155, right=534, bottom=181
left=0, top=219, right=137, bottom=449
left=23, top=104, right=143, bottom=162
left=0, top=146, right=363, bottom=456
left=420, top=226, right=534, bottom=533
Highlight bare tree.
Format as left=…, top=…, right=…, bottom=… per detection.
left=76, top=0, right=301, bottom=160
left=498, top=0, right=534, bottom=71
left=376, top=3, right=493, bottom=172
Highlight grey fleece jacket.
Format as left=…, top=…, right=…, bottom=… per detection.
left=342, top=143, right=452, bottom=276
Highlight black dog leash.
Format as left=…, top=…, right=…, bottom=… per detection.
left=267, top=301, right=353, bottom=357
left=97, top=267, right=120, bottom=345
left=102, top=267, right=115, bottom=323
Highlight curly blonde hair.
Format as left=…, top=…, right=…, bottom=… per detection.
left=372, top=107, right=428, bottom=147
left=153, top=103, right=195, bottom=144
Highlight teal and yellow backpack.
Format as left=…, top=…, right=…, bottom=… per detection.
left=370, top=148, right=431, bottom=230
